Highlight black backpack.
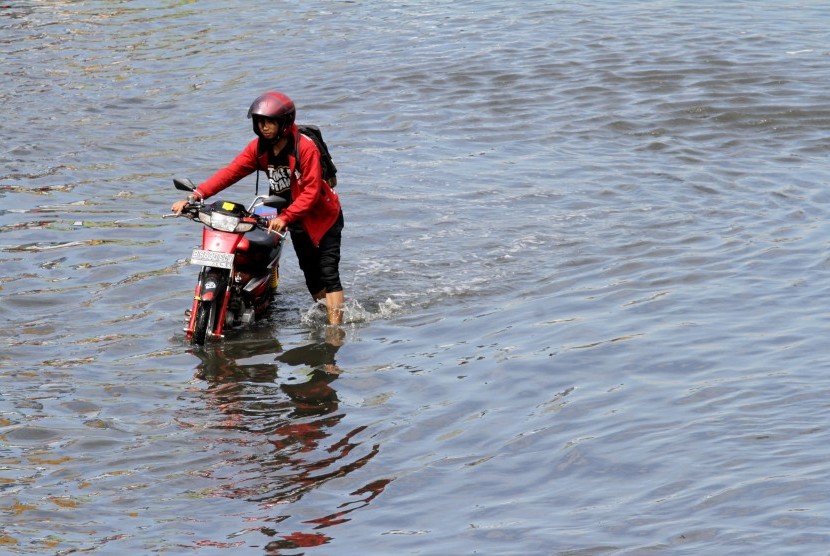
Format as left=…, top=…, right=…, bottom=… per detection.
left=297, top=124, right=338, bottom=188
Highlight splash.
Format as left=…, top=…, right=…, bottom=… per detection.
left=298, top=297, right=401, bottom=327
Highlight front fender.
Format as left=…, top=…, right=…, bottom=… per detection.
left=199, top=268, right=229, bottom=302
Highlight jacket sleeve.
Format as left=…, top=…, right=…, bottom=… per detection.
left=278, top=136, right=326, bottom=225
left=195, top=139, right=261, bottom=199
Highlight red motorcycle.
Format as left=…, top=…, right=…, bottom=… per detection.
left=170, top=178, right=287, bottom=344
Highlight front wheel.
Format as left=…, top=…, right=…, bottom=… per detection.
left=192, top=300, right=210, bottom=345
left=191, top=269, right=227, bottom=345
left=192, top=298, right=220, bottom=345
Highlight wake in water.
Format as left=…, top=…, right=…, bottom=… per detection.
left=298, top=297, right=402, bottom=327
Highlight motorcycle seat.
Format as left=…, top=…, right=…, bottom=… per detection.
left=244, top=228, right=277, bottom=252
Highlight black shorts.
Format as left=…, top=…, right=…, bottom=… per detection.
left=290, top=211, right=344, bottom=295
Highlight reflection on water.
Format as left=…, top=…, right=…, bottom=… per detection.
left=188, top=330, right=387, bottom=552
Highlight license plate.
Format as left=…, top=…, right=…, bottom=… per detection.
left=190, top=249, right=234, bottom=269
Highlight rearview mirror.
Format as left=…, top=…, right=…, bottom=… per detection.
left=173, top=178, right=196, bottom=192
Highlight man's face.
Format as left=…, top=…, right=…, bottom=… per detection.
left=257, top=117, right=280, bottom=140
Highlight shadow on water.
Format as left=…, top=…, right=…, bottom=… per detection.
left=186, top=329, right=389, bottom=553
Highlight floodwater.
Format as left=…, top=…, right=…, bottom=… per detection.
left=2, top=1, right=830, bottom=554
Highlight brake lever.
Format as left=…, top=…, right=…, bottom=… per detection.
left=162, top=203, right=200, bottom=219
left=258, top=217, right=287, bottom=239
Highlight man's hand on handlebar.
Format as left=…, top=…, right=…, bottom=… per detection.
left=267, top=217, right=287, bottom=235
left=170, top=199, right=190, bottom=215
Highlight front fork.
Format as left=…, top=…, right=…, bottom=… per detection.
left=185, top=266, right=234, bottom=340
left=185, top=283, right=202, bottom=338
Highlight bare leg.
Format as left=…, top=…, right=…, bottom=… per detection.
left=325, top=290, right=345, bottom=325
left=312, top=288, right=326, bottom=302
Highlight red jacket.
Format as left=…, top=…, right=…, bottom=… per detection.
left=195, top=124, right=341, bottom=246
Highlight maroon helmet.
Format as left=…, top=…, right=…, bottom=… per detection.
left=247, top=91, right=296, bottom=138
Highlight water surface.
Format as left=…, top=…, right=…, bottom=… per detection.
left=2, top=1, right=830, bottom=554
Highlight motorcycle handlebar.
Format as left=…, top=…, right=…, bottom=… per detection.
left=162, top=201, right=201, bottom=219
left=167, top=180, right=287, bottom=237
left=165, top=204, right=287, bottom=239
left=259, top=217, right=287, bottom=239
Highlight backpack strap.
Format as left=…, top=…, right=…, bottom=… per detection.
left=293, top=127, right=337, bottom=187
left=294, top=132, right=319, bottom=179
left=293, top=133, right=308, bottom=177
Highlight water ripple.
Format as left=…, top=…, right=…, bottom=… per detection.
left=2, top=1, right=830, bottom=554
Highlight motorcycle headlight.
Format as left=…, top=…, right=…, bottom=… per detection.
left=234, top=221, right=255, bottom=233
left=209, top=212, right=242, bottom=232
left=197, top=210, right=256, bottom=233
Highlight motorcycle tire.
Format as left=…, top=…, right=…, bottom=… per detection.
left=192, top=298, right=219, bottom=345
left=192, top=270, right=227, bottom=345
left=192, top=300, right=210, bottom=345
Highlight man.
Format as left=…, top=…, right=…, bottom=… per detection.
left=172, top=91, right=345, bottom=324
